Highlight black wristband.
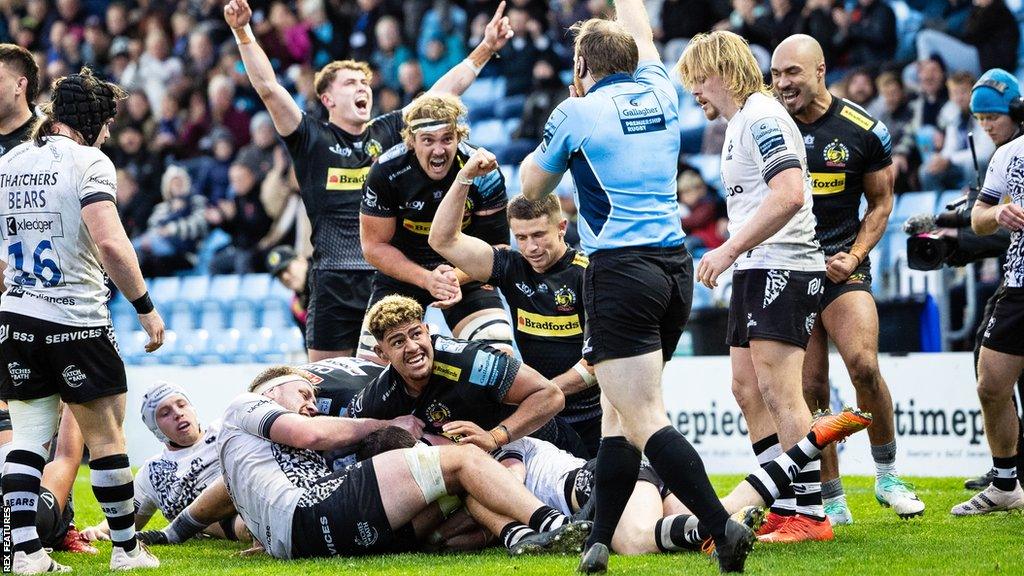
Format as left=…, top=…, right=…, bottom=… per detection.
left=131, top=291, right=154, bottom=315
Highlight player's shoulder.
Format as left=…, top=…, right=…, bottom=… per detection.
left=569, top=249, right=589, bottom=269
left=375, top=141, right=410, bottom=167
left=223, top=392, right=277, bottom=419
left=833, top=98, right=880, bottom=132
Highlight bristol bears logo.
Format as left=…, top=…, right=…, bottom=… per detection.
left=554, top=285, right=576, bottom=312
left=823, top=139, right=850, bottom=168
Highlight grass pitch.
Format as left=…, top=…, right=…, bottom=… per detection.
left=55, top=469, right=1021, bottom=575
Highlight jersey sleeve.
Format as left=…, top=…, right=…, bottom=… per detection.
left=345, top=376, right=392, bottom=420
left=281, top=113, right=314, bottom=156
left=370, top=110, right=405, bottom=148
left=864, top=119, right=894, bottom=173
left=488, top=247, right=514, bottom=286
left=472, top=168, right=508, bottom=212
left=454, top=342, right=521, bottom=403
left=533, top=100, right=584, bottom=174
left=979, top=148, right=1009, bottom=205
left=360, top=162, right=398, bottom=217
left=79, top=154, right=117, bottom=207
left=748, top=115, right=803, bottom=184
left=225, top=393, right=290, bottom=440
left=133, top=464, right=159, bottom=519
left=634, top=60, right=678, bottom=103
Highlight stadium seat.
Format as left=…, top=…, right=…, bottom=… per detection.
left=260, top=327, right=305, bottom=363
left=120, top=330, right=154, bottom=365
left=149, top=276, right=181, bottom=307
left=470, top=120, right=506, bottom=149
left=178, top=275, right=210, bottom=304
left=229, top=301, right=258, bottom=331
left=892, top=191, right=939, bottom=225
left=238, top=273, right=273, bottom=303
left=692, top=283, right=714, bottom=310
left=208, top=274, right=241, bottom=303
left=111, top=307, right=136, bottom=337
left=268, top=278, right=292, bottom=301
left=167, top=329, right=210, bottom=366
left=198, top=303, right=228, bottom=331
left=196, top=229, right=232, bottom=274
left=937, top=189, right=966, bottom=213
left=233, top=328, right=274, bottom=363
left=260, top=299, right=292, bottom=330
left=889, top=1, right=925, bottom=63
left=168, top=302, right=196, bottom=331
left=204, top=328, right=242, bottom=363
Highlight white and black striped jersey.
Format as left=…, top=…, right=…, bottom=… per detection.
left=979, top=134, right=1024, bottom=287
left=134, top=420, right=223, bottom=520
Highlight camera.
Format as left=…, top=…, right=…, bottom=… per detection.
left=907, top=232, right=957, bottom=270
left=905, top=193, right=1010, bottom=270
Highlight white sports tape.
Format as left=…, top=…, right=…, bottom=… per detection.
left=403, top=444, right=448, bottom=503
left=409, top=117, right=452, bottom=133
left=573, top=362, right=597, bottom=386
left=252, top=375, right=307, bottom=396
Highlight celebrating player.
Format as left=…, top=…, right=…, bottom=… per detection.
left=0, top=44, right=38, bottom=156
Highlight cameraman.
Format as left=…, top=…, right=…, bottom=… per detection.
left=951, top=69, right=1024, bottom=515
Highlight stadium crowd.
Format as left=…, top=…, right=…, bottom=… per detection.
left=1, top=0, right=1024, bottom=574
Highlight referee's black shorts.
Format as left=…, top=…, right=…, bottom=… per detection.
left=306, top=269, right=374, bottom=352
left=582, top=245, right=692, bottom=364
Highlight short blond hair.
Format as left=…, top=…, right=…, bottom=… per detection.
left=677, top=31, right=769, bottom=103
left=248, top=366, right=313, bottom=393
left=570, top=18, right=638, bottom=81
left=367, top=295, right=425, bottom=341
left=400, top=92, right=470, bottom=147
left=314, top=60, right=373, bottom=97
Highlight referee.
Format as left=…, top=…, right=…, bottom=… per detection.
left=225, top=0, right=513, bottom=361
left=519, top=1, right=753, bottom=572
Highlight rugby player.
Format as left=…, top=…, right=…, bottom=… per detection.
left=217, top=366, right=588, bottom=559
left=359, top=94, right=513, bottom=357
left=679, top=31, right=831, bottom=543
left=519, top=1, right=753, bottom=571
left=348, top=295, right=571, bottom=452
left=429, top=151, right=600, bottom=456
left=0, top=67, right=164, bottom=572
left=225, top=0, right=513, bottom=361
left=770, top=35, right=924, bottom=523
left=955, top=68, right=1024, bottom=515
left=0, top=44, right=38, bottom=156
left=0, top=405, right=98, bottom=556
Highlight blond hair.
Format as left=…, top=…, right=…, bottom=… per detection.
left=677, top=31, right=769, bottom=103
left=248, top=366, right=314, bottom=393
left=400, top=92, right=470, bottom=147
left=367, top=295, right=425, bottom=341
left=314, top=60, right=373, bottom=97
left=570, top=18, right=638, bottom=81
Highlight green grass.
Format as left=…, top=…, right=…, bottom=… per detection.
left=55, top=468, right=1021, bottom=575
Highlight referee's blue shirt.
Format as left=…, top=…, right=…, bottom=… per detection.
left=533, top=60, right=685, bottom=255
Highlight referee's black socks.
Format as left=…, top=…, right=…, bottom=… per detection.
left=645, top=426, right=730, bottom=540
left=585, top=436, right=641, bottom=549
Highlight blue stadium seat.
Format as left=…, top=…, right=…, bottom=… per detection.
left=260, top=299, right=292, bottom=330
left=889, top=1, right=924, bottom=63
left=892, top=191, right=939, bottom=224
left=683, top=154, right=723, bottom=189
left=178, top=275, right=210, bottom=304
left=232, top=328, right=274, bottom=363
left=208, top=274, right=241, bottom=303
left=153, top=330, right=181, bottom=365
left=503, top=118, right=521, bottom=135
left=198, top=303, right=228, bottom=331
left=168, top=302, right=196, bottom=331
left=149, top=276, right=181, bottom=306
left=470, top=120, right=506, bottom=149
left=109, top=291, right=132, bottom=314
left=111, top=308, right=136, bottom=337
left=238, top=273, right=273, bottom=303
left=692, top=283, right=714, bottom=310
left=196, top=229, right=232, bottom=274
left=229, top=301, right=258, bottom=331
left=204, top=328, right=241, bottom=363
left=167, top=329, right=210, bottom=366
left=120, top=331, right=154, bottom=365
left=259, top=327, right=304, bottom=363
left=268, top=279, right=292, bottom=301
left=500, top=164, right=520, bottom=195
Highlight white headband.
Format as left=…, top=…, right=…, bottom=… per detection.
left=252, top=375, right=308, bottom=396
left=409, top=117, right=453, bottom=133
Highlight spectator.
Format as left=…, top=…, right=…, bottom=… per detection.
left=184, top=28, right=217, bottom=84
left=371, top=15, right=412, bottom=92
left=134, top=165, right=209, bottom=277
left=170, top=10, right=197, bottom=60
left=658, top=0, right=730, bottom=43
left=108, top=124, right=163, bottom=216
left=497, top=58, right=566, bottom=164
left=741, top=0, right=804, bottom=52
left=81, top=15, right=111, bottom=70
left=418, top=0, right=468, bottom=57
left=420, top=34, right=465, bottom=88
left=915, top=0, right=1019, bottom=77
left=115, top=168, right=152, bottom=240
left=121, top=28, right=184, bottom=117
left=397, top=60, right=425, bottom=105
left=349, top=0, right=393, bottom=62
left=842, top=67, right=876, bottom=108
left=796, top=0, right=844, bottom=69
left=207, top=74, right=251, bottom=148
left=677, top=170, right=727, bottom=252
left=207, top=159, right=274, bottom=274
left=500, top=7, right=552, bottom=97
left=262, top=2, right=311, bottom=68
left=893, top=56, right=949, bottom=192
left=910, top=55, right=950, bottom=131
left=178, top=89, right=212, bottom=158
left=869, top=71, right=913, bottom=146
left=115, top=90, right=158, bottom=143
left=373, top=86, right=402, bottom=116
left=301, top=0, right=343, bottom=69
left=193, top=128, right=236, bottom=203
left=236, top=112, right=279, bottom=180
left=266, top=245, right=310, bottom=335
left=834, top=0, right=897, bottom=69
left=919, top=71, right=994, bottom=191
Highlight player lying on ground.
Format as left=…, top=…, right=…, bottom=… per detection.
left=0, top=403, right=98, bottom=556
left=216, top=365, right=590, bottom=559
left=80, top=382, right=250, bottom=545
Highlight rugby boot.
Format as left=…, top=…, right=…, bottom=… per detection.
left=12, top=550, right=71, bottom=574
left=875, top=475, right=925, bottom=518
left=756, top=514, right=834, bottom=543
left=952, top=482, right=1024, bottom=516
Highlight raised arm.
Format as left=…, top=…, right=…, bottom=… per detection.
left=519, top=154, right=564, bottom=200
left=428, top=148, right=500, bottom=282
left=613, top=0, right=660, bottom=62
left=428, top=1, right=514, bottom=97
left=225, top=0, right=301, bottom=136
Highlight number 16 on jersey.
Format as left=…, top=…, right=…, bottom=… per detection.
left=3, top=213, right=65, bottom=288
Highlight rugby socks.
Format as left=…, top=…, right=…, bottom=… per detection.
left=654, top=514, right=703, bottom=552
left=528, top=505, right=567, bottom=532
left=90, top=454, right=138, bottom=553
left=793, top=459, right=825, bottom=520
left=3, top=449, right=47, bottom=555
left=752, top=434, right=795, bottom=517
left=644, top=427, right=729, bottom=541
left=746, top=433, right=822, bottom=504
left=164, top=509, right=207, bottom=543
left=585, top=436, right=641, bottom=549
left=992, top=456, right=1018, bottom=492
left=500, top=521, right=534, bottom=550
left=822, top=477, right=845, bottom=501
left=872, top=441, right=898, bottom=478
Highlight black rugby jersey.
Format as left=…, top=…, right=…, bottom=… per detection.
left=346, top=335, right=521, bottom=437
left=795, top=97, right=892, bottom=257
left=360, top=141, right=508, bottom=277
left=282, top=111, right=403, bottom=271
left=298, top=356, right=385, bottom=417
left=490, top=247, right=599, bottom=423
left=0, top=117, right=35, bottom=158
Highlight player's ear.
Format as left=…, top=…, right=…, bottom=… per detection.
left=373, top=344, right=385, bottom=362
left=575, top=56, right=587, bottom=79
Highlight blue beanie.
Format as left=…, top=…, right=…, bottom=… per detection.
left=971, top=68, right=1021, bottom=115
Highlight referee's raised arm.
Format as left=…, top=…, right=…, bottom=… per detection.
left=612, top=0, right=660, bottom=62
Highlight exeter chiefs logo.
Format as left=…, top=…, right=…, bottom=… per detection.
left=426, top=399, right=452, bottom=427
left=554, top=285, right=576, bottom=312
left=763, top=270, right=790, bottom=308
left=823, top=139, right=850, bottom=168
left=364, top=139, right=383, bottom=158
